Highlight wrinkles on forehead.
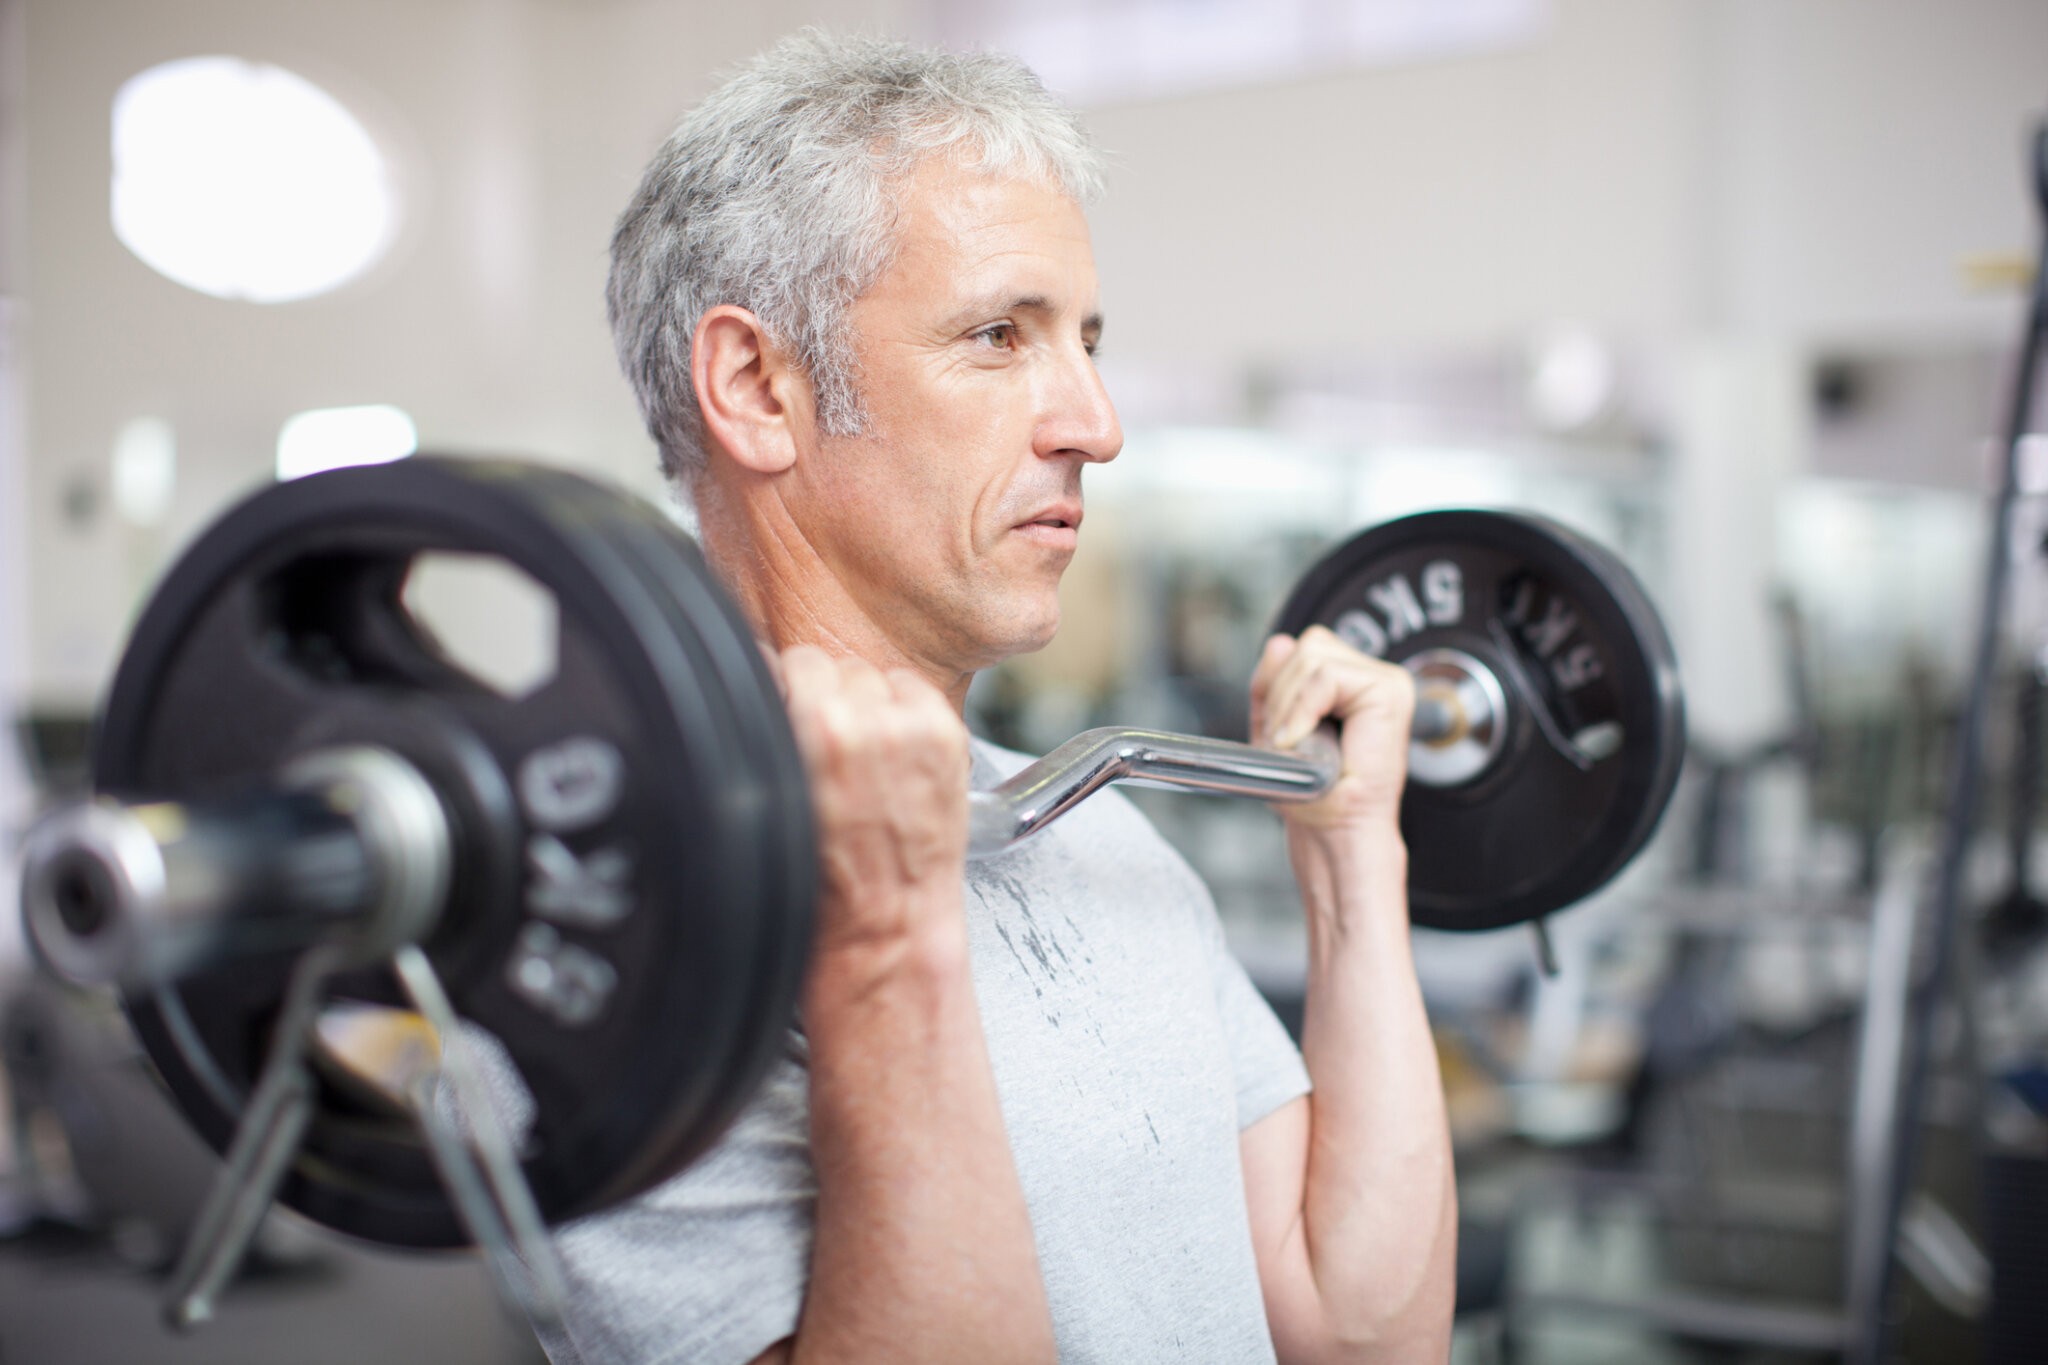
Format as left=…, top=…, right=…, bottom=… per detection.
left=855, top=161, right=1100, bottom=343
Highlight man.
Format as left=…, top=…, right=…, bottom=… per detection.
left=551, top=31, right=1455, bottom=1364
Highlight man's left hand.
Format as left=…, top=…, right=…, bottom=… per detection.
left=1248, top=626, right=1415, bottom=836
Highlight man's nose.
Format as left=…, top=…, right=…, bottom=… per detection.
left=1037, top=349, right=1123, bottom=466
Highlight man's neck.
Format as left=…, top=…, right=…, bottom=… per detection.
left=694, top=476, right=977, bottom=712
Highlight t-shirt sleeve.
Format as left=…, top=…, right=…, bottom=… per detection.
left=1161, top=850, right=1310, bottom=1131
left=535, top=1034, right=815, bottom=1365
left=1208, top=932, right=1312, bottom=1130
left=1083, top=773, right=1311, bottom=1135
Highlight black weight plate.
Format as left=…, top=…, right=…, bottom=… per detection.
left=1274, top=510, right=1685, bottom=931
left=99, top=456, right=813, bottom=1246
left=515, top=474, right=815, bottom=1199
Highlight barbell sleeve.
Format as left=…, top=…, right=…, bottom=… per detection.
left=20, top=746, right=451, bottom=988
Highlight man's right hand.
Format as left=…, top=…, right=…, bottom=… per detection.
left=777, top=643, right=973, bottom=972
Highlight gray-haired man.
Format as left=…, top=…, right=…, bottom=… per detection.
left=547, top=31, right=1456, bottom=1365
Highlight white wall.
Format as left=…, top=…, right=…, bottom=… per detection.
left=17, top=0, right=912, bottom=702
left=15, top=0, right=2048, bottom=707
left=1086, top=0, right=2043, bottom=359
left=1086, top=0, right=1707, bottom=363
left=1711, top=0, right=2045, bottom=345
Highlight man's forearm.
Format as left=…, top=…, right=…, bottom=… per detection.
left=1290, top=827, right=1456, bottom=1359
left=787, top=922, right=1054, bottom=1365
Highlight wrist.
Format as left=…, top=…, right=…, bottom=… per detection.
left=805, top=897, right=974, bottom=1016
left=1287, top=816, right=1406, bottom=877
left=1287, top=820, right=1409, bottom=940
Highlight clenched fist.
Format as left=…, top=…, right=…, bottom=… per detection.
left=1249, top=625, right=1416, bottom=836
left=778, top=645, right=972, bottom=966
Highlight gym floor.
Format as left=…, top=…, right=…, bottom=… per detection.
left=0, top=1218, right=545, bottom=1364
left=0, top=1216, right=1653, bottom=1365
left=0, top=1176, right=1825, bottom=1365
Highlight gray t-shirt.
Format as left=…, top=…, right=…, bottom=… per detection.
left=538, top=740, right=1311, bottom=1364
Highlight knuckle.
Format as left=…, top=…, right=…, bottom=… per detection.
left=810, top=701, right=859, bottom=756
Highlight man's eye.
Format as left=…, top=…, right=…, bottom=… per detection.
left=975, top=324, right=1016, bottom=350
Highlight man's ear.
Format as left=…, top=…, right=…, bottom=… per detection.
left=692, top=305, right=809, bottom=475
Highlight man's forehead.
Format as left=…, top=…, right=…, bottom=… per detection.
left=879, top=160, right=1100, bottom=312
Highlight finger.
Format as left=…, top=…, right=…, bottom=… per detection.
left=1261, top=632, right=1349, bottom=742
left=1259, top=644, right=1316, bottom=749
left=1269, top=644, right=1401, bottom=749
left=834, top=655, right=892, bottom=710
left=778, top=648, right=843, bottom=773
left=883, top=669, right=970, bottom=776
left=1249, top=635, right=1298, bottom=743
left=883, top=666, right=945, bottom=709
left=1248, top=635, right=1296, bottom=702
left=1270, top=660, right=1344, bottom=751
left=778, top=643, right=836, bottom=710
left=1314, top=663, right=1418, bottom=751
left=803, top=659, right=895, bottom=798
left=1298, top=623, right=1345, bottom=652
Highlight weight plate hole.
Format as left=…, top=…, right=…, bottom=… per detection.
left=312, top=1003, right=540, bottom=1156
left=313, top=1002, right=441, bottom=1120
left=400, top=553, right=561, bottom=703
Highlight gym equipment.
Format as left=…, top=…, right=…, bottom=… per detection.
left=1856, top=121, right=2048, bottom=1365
left=1274, top=510, right=1685, bottom=931
left=15, top=456, right=1684, bottom=1328
left=20, top=460, right=817, bottom=1325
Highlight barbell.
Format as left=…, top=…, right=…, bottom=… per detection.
left=14, top=456, right=1684, bottom=1323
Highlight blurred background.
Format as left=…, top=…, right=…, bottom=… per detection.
left=1, top=0, right=2046, bottom=1360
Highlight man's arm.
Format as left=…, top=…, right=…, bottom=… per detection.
left=751, top=647, right=1054, bottom=1365
left=1240, top=628, right=1458, bottom=1364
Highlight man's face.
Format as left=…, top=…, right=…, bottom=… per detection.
left=784, top=156, right=1122, bottom=675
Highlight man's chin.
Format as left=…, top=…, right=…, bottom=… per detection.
left=1001, top=620, right=1061, bottom=659
left=965, top=601, right=1061, bottom=667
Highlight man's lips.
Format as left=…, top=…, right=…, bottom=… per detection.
left=1014, top=504, right=1082, bottom=553
left=1016, top=503, right=1083, bottom=533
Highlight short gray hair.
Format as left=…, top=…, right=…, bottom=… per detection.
left=607, top=31, right=1106, bottom=488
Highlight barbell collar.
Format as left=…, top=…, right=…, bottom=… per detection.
left=1404, top=647, right=1510, bottom=788
left=20, top=745, right=450, bottom=989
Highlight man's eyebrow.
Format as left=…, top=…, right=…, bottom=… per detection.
left=942, top=292, right=1097, bottom=327
left=943, top=292, right=1050, bottom=329
left=942, top=292, right=1102, bottom=336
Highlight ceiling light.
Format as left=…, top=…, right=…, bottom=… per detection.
left=112, top=57, right=398, bottom=303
